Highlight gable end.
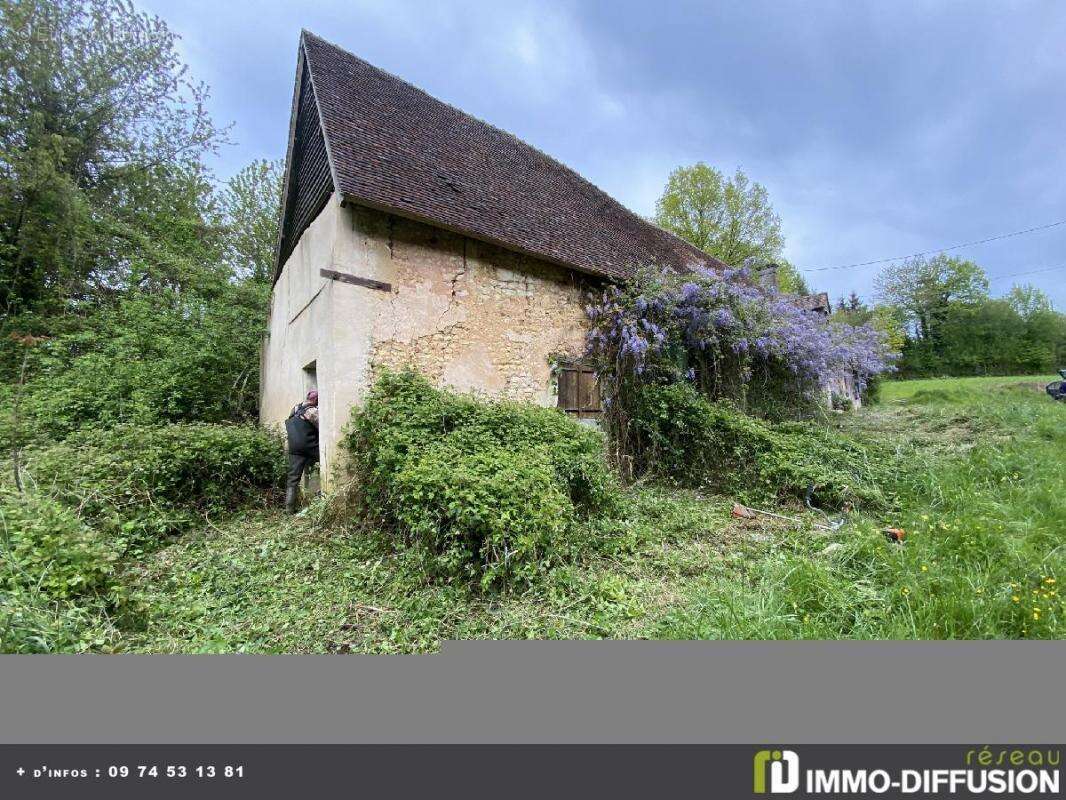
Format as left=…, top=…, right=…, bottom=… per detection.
left=275, top=41, right=335, bottom=280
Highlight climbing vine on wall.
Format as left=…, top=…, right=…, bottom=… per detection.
left=584, top=266, right=895, bottom=473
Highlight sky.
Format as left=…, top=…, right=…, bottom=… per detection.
left=141, top=0, right=1066, bottom=307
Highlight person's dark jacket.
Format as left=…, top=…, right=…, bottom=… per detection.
left=285, top=403, right=319, bottom=458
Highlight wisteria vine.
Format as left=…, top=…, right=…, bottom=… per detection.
left=585, top=266, right=896, bottom=413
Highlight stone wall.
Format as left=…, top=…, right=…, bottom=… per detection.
left=261, top=194, right=596, bottom=486
left=365, top=209, right=592, bottom=405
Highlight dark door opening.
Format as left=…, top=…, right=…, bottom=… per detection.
left=303, top=360, right=318, bottom=395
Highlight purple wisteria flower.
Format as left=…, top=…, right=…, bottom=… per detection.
left=584, top=265, right=897, bottom=403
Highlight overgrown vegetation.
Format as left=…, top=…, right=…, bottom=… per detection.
left=584, top=265, right=895, bottom=482
left=343, top=372, right=619, bottom=589
left=626, top=382, right=890, bottom=508
left=0, top=0, right=283, bottom=443
left=1, top=0, right=1062, bottom=653
left=1, top=489, right=115, bottom=599
left=3, top=287, right=267, bottom=442
left=0, top=588, right=116, bottom=654
left=0, top=489, right=119, bottom=652
left=0, top=424, right=283, bottom=652
left=95, top=375, right=1061, bottom=652
left=0, top=1, right=289, bottom=652
left=659, top=376, right=1065, bottom=639
left=22, top=424, right=284, bottom=552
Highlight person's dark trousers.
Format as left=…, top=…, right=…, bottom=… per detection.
left=285, top=453, right=318, bottom=513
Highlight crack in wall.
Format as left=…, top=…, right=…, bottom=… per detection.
left=452, top=240, right=467, bottom=297
left=436, top=242, right=467, bottom=329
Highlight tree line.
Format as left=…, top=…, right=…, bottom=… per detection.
left=869, top=256, right=1065, bottom=377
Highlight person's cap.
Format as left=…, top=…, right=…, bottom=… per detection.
left=307, top=389, right=319, bottom=401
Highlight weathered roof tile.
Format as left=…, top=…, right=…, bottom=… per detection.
left=282, top=31, right=724, bottom=281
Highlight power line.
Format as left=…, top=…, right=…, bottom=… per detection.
left=800, top=218, right=1066, bottom=273
left=986, top=264, right=1066, bottom=283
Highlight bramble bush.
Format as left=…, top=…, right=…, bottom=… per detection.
left=22, top=423, right=285, bottom=554
left=344, top=371, right=619, bottom=589
left=392, top=440, right=574, bottom=587
left=628, top=382, right=890, bottom=508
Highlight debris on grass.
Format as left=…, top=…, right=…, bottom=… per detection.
left=731, top=503, right=757, bottom=520
left=883, top=527, right=907, bottom=543
left=731, top=501, right=843, bottom=532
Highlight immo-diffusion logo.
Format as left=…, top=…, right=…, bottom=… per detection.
left=751, top=747, right=1060, bottom=795
left=754, top=749, right=801, bottom=794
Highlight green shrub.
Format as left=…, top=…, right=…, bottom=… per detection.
left=344, top=371, right=618, bottom=588
left=7, top=287, right=268, bottom=443
left=630, top=382, right=889, bottom=508
left=22, top=423, right=285, bottom=553
left=393, top=441, right=573, bottom=587
left=861, top=374, right=883, bottom=405
left=0, top=588, right=114, bottom=653
left=0, top=489, right=116, bottom=599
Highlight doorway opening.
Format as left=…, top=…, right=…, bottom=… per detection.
left=300, top=360, right=321, bottom=495
left=303, top=360, right=318, bottom=394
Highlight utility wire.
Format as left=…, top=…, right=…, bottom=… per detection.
left=800, top=218, right=1066, bottom=273
left=986, top=264, right=1066, bottom=283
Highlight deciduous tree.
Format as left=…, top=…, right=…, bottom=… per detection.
left=654, top=163, right=784, bottom=267
left=873, top=254, right=988, bottom=341
left=215, top=159, right=283, bottom=283
left=1006, top=284, right=1053, bottom=318
left=0, top=0, right=228, bottom=314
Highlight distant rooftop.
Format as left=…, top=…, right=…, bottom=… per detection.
left=793, top=292, right=832, bottom=314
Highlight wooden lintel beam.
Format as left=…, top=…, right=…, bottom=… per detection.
left=320, top=268, right=391, bottom=293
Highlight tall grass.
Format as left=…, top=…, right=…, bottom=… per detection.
left=658, top=376, right=1065, bottom=639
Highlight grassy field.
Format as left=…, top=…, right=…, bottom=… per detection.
left=879, top=373, right=1061, bottom=401
left=111, top=375, right=1064, bottom=651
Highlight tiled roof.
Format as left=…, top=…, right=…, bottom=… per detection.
left=283, top=31, right=724, bottom=281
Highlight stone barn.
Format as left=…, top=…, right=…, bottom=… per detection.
left=260, top=31, right=724, bottom=484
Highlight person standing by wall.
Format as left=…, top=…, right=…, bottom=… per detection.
left=284, top=389, right=319, bottom=512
